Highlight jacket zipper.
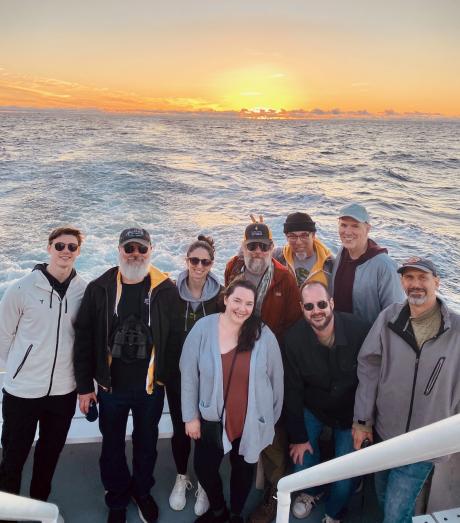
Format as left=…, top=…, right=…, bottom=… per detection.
left=12, top=344, right=34, bottom=379
left=46, top=299, right=63, bottom=396
left=405, top=354, right=420, bottom=432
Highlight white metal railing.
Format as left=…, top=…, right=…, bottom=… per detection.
left=0, top=491, right=64, bottom=522
left=276, top=414, right=460, bottom=523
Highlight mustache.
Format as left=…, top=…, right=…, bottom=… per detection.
left=408, top=288, right=426, bottom=293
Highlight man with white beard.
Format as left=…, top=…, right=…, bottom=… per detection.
left=74, top=228, right=179, bottom=523
left=225, top=221, right=301, bottom=523
left=353, top=257, right=460, bottom=522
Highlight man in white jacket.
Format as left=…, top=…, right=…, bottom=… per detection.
left=0, top=226, right=86, bottom=502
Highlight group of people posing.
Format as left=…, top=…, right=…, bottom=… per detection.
left=0, top=202, right=459, bottom=523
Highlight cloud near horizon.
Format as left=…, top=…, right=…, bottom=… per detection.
left=0, top=69, right=451, bottom=119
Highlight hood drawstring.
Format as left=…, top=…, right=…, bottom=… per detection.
left=65, top=297, right=68, bottom=314
left=201, top=302, right=206, bottom=317
left=184, top=302, right=190, bottom=332
left=49, top=288, right=54, bottom=308
left=147, top=289, right=152, bottom=327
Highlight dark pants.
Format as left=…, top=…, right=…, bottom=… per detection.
left=194, top=436, right=255, bottom=515
left=165, top=376, right=190, bottom=475
left=98, top=386, right=164, bottom=509
left=0, top=389, right=76, bottom=501
left=260, top=422, right=288, bottom=486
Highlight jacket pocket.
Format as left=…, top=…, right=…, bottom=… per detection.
left=12, top=344, right=34, bottom=379
left=424, top=357, right=446, bottom=396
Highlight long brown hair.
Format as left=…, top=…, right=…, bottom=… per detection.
left=223, top=278, right=262, bottom=352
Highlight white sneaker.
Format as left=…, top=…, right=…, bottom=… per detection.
left=169, top=474, right=192, bottom=511
left=322, top=515, right=341, bottom=523
left=292, top=492, right=317, bottom=519
left=194, top=482, right=210, bottom=516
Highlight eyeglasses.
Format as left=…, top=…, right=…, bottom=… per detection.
left=287, top=233, right=312, bottom=241
left=123, top=243, right=149, bottom=254
left=187, top=257, right=213, bottom=267
left=246, top=242, right=271, bottom=252
left=54, top=242, right=79, bottom=252
left=303, top=300, right=329, bottom=311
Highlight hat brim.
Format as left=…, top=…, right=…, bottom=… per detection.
left=338, top=213, right=368, bottom=223
left=119, top=239, right=151, bottom=248
left=397, top=264, right=433, bottom=275
left=244, top=239, right=272, bottom=245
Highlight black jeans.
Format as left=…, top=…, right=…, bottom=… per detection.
left=0, top=389, right=76, bottom=501
left=98, top=386, right=164, bottom=509
left=165, top=376, right=190, bottom=475
left=194, top=436, right=255, bottom=515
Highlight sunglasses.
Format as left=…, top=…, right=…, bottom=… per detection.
left=303, top=300, right=329, bottom=311
left=246, top=242, right=271, bottom=252
left=187, top=257, right=213, bottom=267
left=123, top=243, right=149, bottom=254
left=54, top=242, right=79, bottom=252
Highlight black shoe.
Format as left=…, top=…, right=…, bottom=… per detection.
left=107, top=508, right=127, bottom=523
left=132, top=494, right=159, bottom=523
left=195, top=506, right=230, bottom=523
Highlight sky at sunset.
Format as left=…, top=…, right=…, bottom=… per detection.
left=1, top=0, right=459, bottom=116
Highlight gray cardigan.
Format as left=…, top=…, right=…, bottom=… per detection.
left=331, top=247, right=405, bottom=324
left=180, top=314, right=284, bottom=463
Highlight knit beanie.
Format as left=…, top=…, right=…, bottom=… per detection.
left=283, top=212, right=316, bottom=233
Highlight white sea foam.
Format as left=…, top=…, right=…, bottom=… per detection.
left=0, top=113, right=459, bottom=310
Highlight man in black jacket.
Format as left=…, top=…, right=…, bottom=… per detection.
left=74, top=228, right=180, bottom=523
left=283, top=281, right=369, bottom=523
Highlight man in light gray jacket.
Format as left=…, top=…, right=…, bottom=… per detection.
left=353, top=257, right=460, bottom=522
left=330, top=203, right=404, bottom=324
left=0, top=226, right=86, bottom=502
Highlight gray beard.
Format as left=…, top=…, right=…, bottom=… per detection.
left=407, top=295, right=428, bottom=306
left=243, top=254, right=270, bottom=275
left=119, top=255, right=150, bottom=282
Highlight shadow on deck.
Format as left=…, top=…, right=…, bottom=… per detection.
left=8, top=440, right=382, bottom=523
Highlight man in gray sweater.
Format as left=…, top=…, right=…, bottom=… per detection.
left=353, top=257, right=460, bottom=522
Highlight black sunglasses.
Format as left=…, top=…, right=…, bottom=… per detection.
left=303, top=300, right=329, bottom=311
left=54, top=242, right=79, bottom=252
left=246, top=242, right=271, bottom=252
left=188, top=257, right=213, bottom=267
left=123, top=243, right=149, bottom=254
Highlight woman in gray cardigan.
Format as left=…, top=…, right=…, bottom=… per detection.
left=180, top=279, right=284, bottom=523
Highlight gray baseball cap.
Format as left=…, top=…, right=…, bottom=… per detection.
left=397, top=257, right=438, bottom=277
left=339, top=203, right=370, bottom=223
left=119, top=228, right=151, bottom=247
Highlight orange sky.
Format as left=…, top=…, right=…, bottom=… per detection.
left=1, top=1, right=459, bottom=116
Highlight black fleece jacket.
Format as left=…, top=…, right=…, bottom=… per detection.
left=73, top=267, right=181, bottom=394
left=284, top=312, right=370, bottom=443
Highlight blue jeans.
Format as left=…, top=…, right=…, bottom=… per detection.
left=293, top=408, right=355, bottom=519
left=375, top=461, right=433, bottom=523
left=98, top=386, right=165, bottom=509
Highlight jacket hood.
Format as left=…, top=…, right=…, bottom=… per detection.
left=176, top=269, right=221, bottom=304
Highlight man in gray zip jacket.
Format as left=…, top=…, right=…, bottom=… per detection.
left=0, top=226, right=86, bottom=502
left=353, top=257, right=460, bottom=523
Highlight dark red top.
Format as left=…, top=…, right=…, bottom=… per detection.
left=222, top=348, right=251, bottom=442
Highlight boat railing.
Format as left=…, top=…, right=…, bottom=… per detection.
left=276, top=413, right=460, bottom=523
left=0, top=491, right=64, bottom=522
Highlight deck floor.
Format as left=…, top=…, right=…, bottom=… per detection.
left=4, top=439, right=382, bottom=523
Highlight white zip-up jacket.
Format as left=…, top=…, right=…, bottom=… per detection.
left=0, top=268, right=87, bottom=398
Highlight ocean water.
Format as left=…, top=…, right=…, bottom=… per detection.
left=0, top=111, right=459, bottom=311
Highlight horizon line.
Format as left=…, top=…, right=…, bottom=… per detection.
left=1, top=105, right=459, bottom=120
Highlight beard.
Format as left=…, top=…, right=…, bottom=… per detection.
left=407, top=289, right=428, bottom=306
left=294, top=251, right=308, bottom=261
left=308, top=310, right=334, bottom=331
left=119, top=254, right=150, bottom=281
left=243, top=254, right=270, bottom=275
